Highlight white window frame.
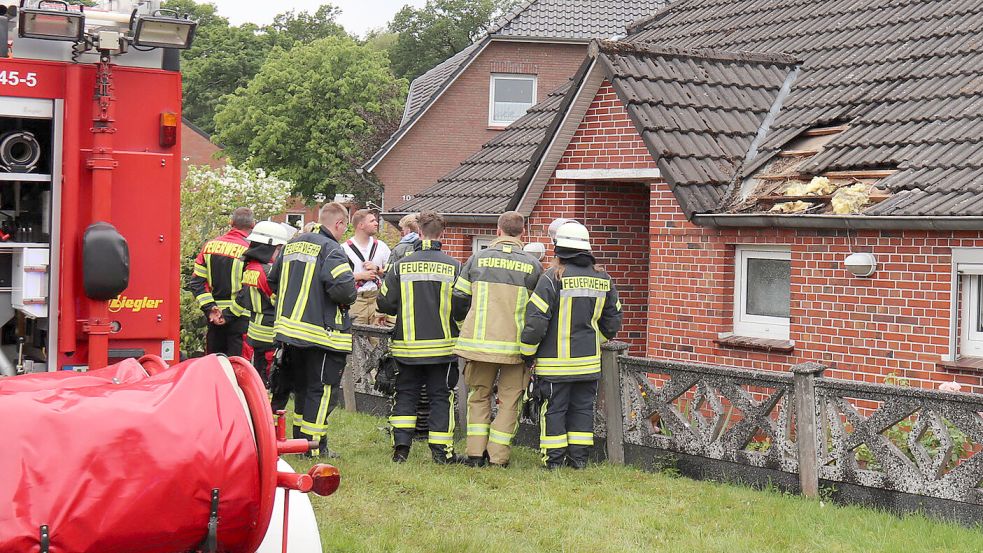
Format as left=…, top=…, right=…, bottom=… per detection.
left=473, top=236, right=495, bottom=253
left=733, top=246, right=792, bottom=340
left=285, top=213, right=305, bottom=229
left=488, top=73, right=537, bottom=127
left=959, top=275, right=983, bottom=357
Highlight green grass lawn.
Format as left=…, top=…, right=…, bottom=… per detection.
left=287, top=410, right=981, bottom=552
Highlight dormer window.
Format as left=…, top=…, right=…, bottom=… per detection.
left=489, top=74, right=537, bottom=126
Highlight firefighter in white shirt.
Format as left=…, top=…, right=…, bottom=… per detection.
left=341, top=209, right=392, bottom=326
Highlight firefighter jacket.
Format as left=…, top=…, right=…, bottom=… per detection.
left=451, top=235, right=542, bottom=364
left=268, top=225, right=358, bottom=353
left=385, top=233, right=420, bottom=272
left=520, top=261, right=623, bottom=381
left=189, top=228, right=249, bottom=313
left=234, top=255, right=276, bottom=345
left=377, top=240, right=461, bottom=364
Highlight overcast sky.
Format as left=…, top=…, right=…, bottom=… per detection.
left=206, top=0, right=428, bottom=36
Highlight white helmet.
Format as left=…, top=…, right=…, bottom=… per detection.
left=247, top=221, right=292, bottom=246
left=554, top=222, right=591, bottom=251
left=548, top=218, right=579, bottom=240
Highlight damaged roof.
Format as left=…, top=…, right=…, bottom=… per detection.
left=627, top=0, right=983, bottom=217
left=391, top=82, right=574, bottom=215
left=597, top=42, right=796, bottom=216
left=364, top=0, right=666, bottom=172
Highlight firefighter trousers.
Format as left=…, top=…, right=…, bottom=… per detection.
left=464, top=360, right=528, bottom=464
left=286, top=345, right=344, bottom=450
left=538, top=379, right=598, bottom=466
left=389, top=361, right=458, bottom=458
left=205, top=314, right=248, bottom=357
left=248, top=339, right=273, bottom=387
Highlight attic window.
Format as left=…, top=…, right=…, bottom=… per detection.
left=489, top=74, right=537, bottom=126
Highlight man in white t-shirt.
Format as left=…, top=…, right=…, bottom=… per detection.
left=342, top=209, right=392, bottom=326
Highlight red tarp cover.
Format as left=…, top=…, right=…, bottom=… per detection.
left=0, top=356, right=262, bottom=553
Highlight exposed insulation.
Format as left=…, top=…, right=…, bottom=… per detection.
left=832, top=183, right=871, bottom=214
left=784, top=176, right=836, bottom=196
left=770, top=200, right=814, bottom=213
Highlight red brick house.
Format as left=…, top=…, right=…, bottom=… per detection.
left=389, top=0, right=983, bottom=393
left=181, top=118, right=224, bottom=178
left=362, top=0, right=665, bottom=211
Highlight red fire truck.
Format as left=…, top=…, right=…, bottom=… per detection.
left=0, top=2, right=336, bottom=551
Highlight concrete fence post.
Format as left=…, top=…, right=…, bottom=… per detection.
left=342, top=342, right=358, bottom=412
left=792, top=362, right=826, bottom=498
left=600, top=341, right=630, bottom=465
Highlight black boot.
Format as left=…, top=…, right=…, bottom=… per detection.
left=431, top=446, right=465, bottom=464
left=565, top=457, right=587, bottom=470
left=544, top=461, right=564, bottom=471
left=392, top=445, right=410, bottom=463
left=463, top=456, right=488, bottom=467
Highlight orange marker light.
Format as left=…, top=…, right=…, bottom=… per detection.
left=160, top=111, right=178, bottom=147
left=308, top=464, right=341, bottom=497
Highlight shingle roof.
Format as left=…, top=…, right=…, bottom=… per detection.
left=490, top=0, right=666, bottom=40
left=628, top=0, right=983, bottom=217
left=365, top=0, right=667, bottom=172
left=597, top=42, right=797, bottom=216
left=391, top=82, right=573, bottom=215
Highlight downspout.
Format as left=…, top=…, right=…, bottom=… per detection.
left=85, top=55, right=117, bottom=369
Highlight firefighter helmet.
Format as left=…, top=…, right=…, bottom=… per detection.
left=247, top=221, right=292, bottom=246
left=553, top=222, right=591, bottom=251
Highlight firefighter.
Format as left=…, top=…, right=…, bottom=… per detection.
left=233, top=221, right=293, bottom=386
left=520, top=222, right=623, bottom=470
left=452, top=211, right=542, bottom=467
left=268, top=202, right=357, bottom=458
left=189, top=207, right=255, bottom=356
left=385, top=213, right=421, bottom=271
left=377, top=210, right=463, bottom=464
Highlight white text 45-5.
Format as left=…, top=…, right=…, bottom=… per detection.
left=0, top=71, right=38, bottom=88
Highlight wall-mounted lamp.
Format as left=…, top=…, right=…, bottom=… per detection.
left=845, top=252, right=877, bottom=277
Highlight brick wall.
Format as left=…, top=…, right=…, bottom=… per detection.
left=181, top=123, right=224, bottom=178
left=648, top=177, right=983, bottom=393
left=440, top=81, right=654, bottom=354
left=375, top=40, right=587, bottom=210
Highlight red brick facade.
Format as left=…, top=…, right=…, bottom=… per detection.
left=180, top=122, right=224, bottom=178
left=375, top=40, right=588, bottom=210
left=447, top=79, right=983, bottom=394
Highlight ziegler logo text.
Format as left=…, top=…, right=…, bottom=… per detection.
left=109, top=295, right=164, bottom=313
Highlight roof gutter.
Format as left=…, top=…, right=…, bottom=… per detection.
left=382, top=212, right=500, bottom=225
left=694, top=213, right=983, bottom=231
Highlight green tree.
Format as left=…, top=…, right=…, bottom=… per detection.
left=265, top=5, right=348, bottom=48
left=213, top=37, right=406, bottom=202
left=386, top=0, right=518, bottom=80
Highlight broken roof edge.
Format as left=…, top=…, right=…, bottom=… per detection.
left=624, top=1, right=676, bottom=34
left=381, top=211, right=500, bottom=225
left=693, top=213, right=983, bottom=231
left=590, top=39, right=799, bottom=67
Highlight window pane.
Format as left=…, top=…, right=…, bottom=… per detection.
left=493, top=77, right=534, bottom=123
left=746, top=258, right=791, bottom=318
left=977, top=276, right=983, bottom=333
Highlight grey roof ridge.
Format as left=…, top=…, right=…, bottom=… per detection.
left=592, top=39, right=799, bottom=66
left=361, top=37, right=490, bottom=172
left=625, top=1, right=679, bottom=34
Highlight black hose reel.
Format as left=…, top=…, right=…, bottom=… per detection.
left=0, top=131, right=41, bottom=173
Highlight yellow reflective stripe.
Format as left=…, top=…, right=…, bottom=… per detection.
left=591, top=293, right=605, bottom=357
left=520, top=342, right=538, bottom=356
left=428, top=431, right=454, bottom=445
left=290, top=260, right=316, bottom=321
left=568, top=431, right=594, bottom=446
left=391, top=344, right=456, bottom=358
left=540, top=434, right=568, bottom=449
left=292, top=413, right=303, bottom=427
left=529, top=292, right=548, bottom=313
left=489, top=428, right=513, bottom=446
left=214, top=299, right=235, bottom=309
left=454, top=338, right=520, bottom=354
left=515, top=288, right=527, bottom=343
left=467, top=424, right=490, bottom=436
left=539, top=396, right=550, bottom=464
left=475, top=282, right=488, bottom=340
left=275, top=318, right=353, bottom=351
left=535, top=355, right=601, bottom=368
left=231, top=258, right=245, bottom=296
left=205, top=254, right=213, bottom=289
left=389, top=416, right=418, bottom=429
left=615, top=299, right=622, bottom=310
left=558, top=296, right=572, bottom=359
left=331, top=263, right=351, bottom=278
left=536, top=366, right=600, bottom=377
left=276, top=259, right=291, bottom=319
left=195, top=292, right=215, bottom=307
left=440, top=282, right=452, bottom=341
left=193, top=263, right=208, bottom=278
left=247, top=322, right=275, bottom=342
left=380, top=281, right=388, bottom=295
left=454, top=277, right=472, bottom=295
left=311, top=385, right=332, bottom=438
left=401, top=279, right=414, bottom=342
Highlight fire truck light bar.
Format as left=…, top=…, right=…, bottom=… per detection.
left=18, top=7, right=84, bottom=42
left=132, top=15, right=196, bottom=49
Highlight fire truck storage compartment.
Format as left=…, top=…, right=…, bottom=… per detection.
left=0, top=97, right=54, bottom=376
